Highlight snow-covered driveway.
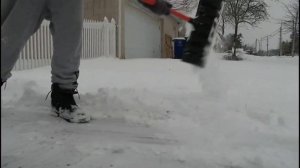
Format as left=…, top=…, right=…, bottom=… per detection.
left=1, top=54, right=299, bottom=168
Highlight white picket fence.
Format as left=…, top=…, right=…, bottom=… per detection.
left=13, top=18, right=116, bottom=71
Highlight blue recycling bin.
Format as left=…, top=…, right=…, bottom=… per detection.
left=173, top=38, right=186, bottom=59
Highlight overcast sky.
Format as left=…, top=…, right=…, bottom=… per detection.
left=225, top=0, right=292, bottom=50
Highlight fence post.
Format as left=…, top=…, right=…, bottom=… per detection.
left=111, top=18, right=116, bottom=57
left=103, top=17, right=109, bottom=57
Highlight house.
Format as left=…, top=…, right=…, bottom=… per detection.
left=84, top=0, right=184, bottom=59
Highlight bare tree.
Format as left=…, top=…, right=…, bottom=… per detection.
left=281, top=0, right=299, bottom=55
left=217, top=8, right=230, bottom=39
left=167, top=0, right=199, bottom=13
left=281, top=0, right=299, bottom=33
left=223, top=0, right=268, bottom=58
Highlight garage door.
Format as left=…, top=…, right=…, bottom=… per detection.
left=124, top=4, right=161, bottom=59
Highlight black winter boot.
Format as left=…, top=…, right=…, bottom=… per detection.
left=51, top=83, right=90, bottom=123
left=1, top=79, right=6, bottom=87
left=182, top=0, right=223, bottom=67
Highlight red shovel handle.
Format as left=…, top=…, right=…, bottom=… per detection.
left=170, top=9, right=192, bottom=22
left=141, top=0, right=157, bottom=6
left=141, top=0, right=193, bottom=23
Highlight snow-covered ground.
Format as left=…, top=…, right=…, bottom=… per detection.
left=1, top=54, right=299, bottom=168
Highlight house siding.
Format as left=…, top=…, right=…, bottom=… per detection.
left=84, top=0, right=119, bottom=22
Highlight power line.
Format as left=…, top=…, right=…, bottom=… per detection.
left=260, top=28, right=280, bottom=41
left=257, top=26, right=283, bottom=56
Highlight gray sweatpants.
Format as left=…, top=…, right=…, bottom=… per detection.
left=1, top=0, right=83, bottom=90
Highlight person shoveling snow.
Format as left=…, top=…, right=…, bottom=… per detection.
left=1, top=0, right=223, bottom=123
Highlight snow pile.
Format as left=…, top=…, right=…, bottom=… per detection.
left=1, top=54, right=299, bottom=168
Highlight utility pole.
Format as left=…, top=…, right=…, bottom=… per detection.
left=255, top=39, right=258, bottom=53
left=292, top=9, right=299, bottom=57
left=260, top=38, right=262, bottom=55
left=279, top=22, right=282, bottom=56
left=267, top=36, right=269, bottom=56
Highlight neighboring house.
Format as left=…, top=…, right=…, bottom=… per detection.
left=84, top=0, right=184, bottom=59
